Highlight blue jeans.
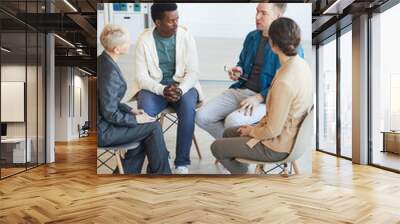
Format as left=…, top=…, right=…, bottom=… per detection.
left=137, top=88, right=198, bottom=167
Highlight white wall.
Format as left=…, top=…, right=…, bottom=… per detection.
left=72, top=74, right=89, bottom=138
left=54, top=67, right=89, bottom=141
left=177, top=3, right=312, bottom=81
left=1, top=65, right=26, bottom=81
left=55, top=67, right=69, bottom=141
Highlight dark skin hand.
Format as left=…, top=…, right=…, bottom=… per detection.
left=163, top=83, right=182, bottom=102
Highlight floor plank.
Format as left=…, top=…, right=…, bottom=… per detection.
left=1, top=135, right=400, bottom=223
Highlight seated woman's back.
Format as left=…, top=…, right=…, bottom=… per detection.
left=273, top=54, right=313, bottom=120
left=258, top=54, right=313, bottom=152
left=248, top=17, right=313, bottom=153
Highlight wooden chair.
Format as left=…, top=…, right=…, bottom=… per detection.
left=97, top=142, right=140, bottom=174
left=158, top=104, right=203, bottom=160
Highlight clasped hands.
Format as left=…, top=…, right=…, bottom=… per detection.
left=163, top=82, right=183, bottom=102
left=130, top=83, right=182, bottom=124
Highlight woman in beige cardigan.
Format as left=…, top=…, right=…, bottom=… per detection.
left=211, top=17, right=313, bottom=174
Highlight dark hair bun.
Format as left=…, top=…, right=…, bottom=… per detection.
left=283, top=45, right=297, bottom=56
left=268, top=17, right=301, bottom=56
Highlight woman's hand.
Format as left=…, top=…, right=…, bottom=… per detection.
left=136, top=113, right=156, bottom=124
left=131, top=108, right=145, bottom=115
left=237, top=125, right=254, bottom=137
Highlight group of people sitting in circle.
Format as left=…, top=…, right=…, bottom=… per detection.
left=97, top=3, right=313, bottom=174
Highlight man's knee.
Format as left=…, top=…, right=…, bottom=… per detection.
left=146, top=123, right=167, bottom=152
left=178, top=88, right=197, bottom=108
left=224, top=111, right=246, bottom=128
left=137, top=89, right=155, bottom=101
left=176, top=90, right=197, bottom=113
left=147, top=122, right=163, bottom=135
left=195, top=107, right=211, bottom=127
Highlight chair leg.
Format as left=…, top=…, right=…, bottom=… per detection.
left=292, top=160, right=300, bottom=175
left=281, top=163, right=289, bottom=177
left=115, top=150, right=124, bottom=174
left=192, top=135, right=202, bottom=160
left=159, top=113, right=165, bottom=127
left=254, top=164, right=265, bottom=174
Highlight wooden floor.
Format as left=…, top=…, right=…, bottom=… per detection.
left=1, top=135, right=400, bottom=223
left=0, top=167, right=26, bottom=178
left=372, top=150, right=400, bottom=171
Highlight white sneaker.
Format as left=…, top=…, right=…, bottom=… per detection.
left=174, top=166, right=189, bottom=174
left=247, top=164, right=257, bottom=174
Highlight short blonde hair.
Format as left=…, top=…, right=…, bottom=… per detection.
left=100, top=24, right=130, bottom=51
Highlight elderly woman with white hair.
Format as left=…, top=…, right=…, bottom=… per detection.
left=97, top=24, right=171, bottom=174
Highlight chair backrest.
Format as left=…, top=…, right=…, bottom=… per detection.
left=283, top=106, right=314, bottom=162
left=82, top=121, right=90, bottom=129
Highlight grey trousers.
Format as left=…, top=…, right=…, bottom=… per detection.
left=211, top=127, right=289, bottom=174
left=196, top=88, right=266, bottom=139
